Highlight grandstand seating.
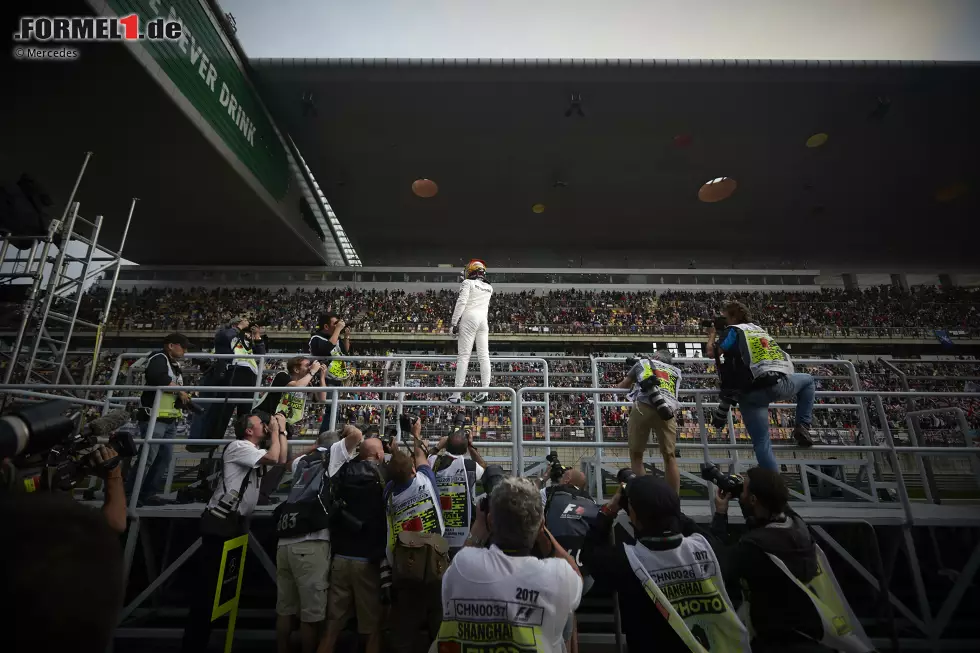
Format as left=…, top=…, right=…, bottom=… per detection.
left=78, top=285, right=980, bottom=338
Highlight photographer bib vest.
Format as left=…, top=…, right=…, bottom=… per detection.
left=431, top=454, right=474, bottom=548
left=731, top=323, right=794, bottom=380
left=739, top=543, right=873, bottom=653
left=231, top=335, right=257, bottom=373
left=144, top=351, right=183, bottom=419
left=276, top=391, right=307, bottom=425
left=624, top=534, right=749, bottom=653
left=273, top=447, right=332, bottom=538
left=631, top=358, right=683, bottom=412
left=386, top=473, right=444, bottom=562
left=310, top=334, right=352, bottom=381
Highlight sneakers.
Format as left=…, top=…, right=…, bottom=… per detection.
left=793, top=424, right=814, bottom=448
left=473, top=392, right=490, bottom=404
left=448, top=393, right=462, bottom=404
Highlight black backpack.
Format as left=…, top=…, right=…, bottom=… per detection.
left=273, top=447, right=333, bottom=538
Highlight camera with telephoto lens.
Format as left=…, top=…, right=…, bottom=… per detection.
left=0, top=400, right=137, bottom=492
left=479, top=465, right=507, bottom=515
left=617, top=468, right=636, bottom=513
left=379, top=558, right=393, bottom=605
left=635, top=366, right=674, bottom=421
left=700, top=315, right=729, bottom=330
left=701, top=463, right=744, bottom=498
left=545, top=452, right=568, bottom=484
left=711, top=391, right=737, bottom=429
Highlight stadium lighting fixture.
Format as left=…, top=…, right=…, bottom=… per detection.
left=698, top=177, right=737, bottom=202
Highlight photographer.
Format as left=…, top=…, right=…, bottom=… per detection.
left=206, top=319, right=268, bottom=441
left=581, top=475, right=748, bottom=652
left=189, top=316, right=248, bottom=442
left=309, top=313, right=353, bottom=433
left=276, top=425, right=364, bottom=653
left=428, top=415, right=487, bottom=555
left=181, top=411, right=287, bottom=653
left=255, top=356, right=329, bottom=505
left=614, top=350, right=682, bottom=493
left=385, top=414, right=446, bottom=653
left=542, top=467, right=598, bottom=652
left=438, top=476, right=582, bottom=653
left=126, top=332, right=192, bottom=507
left=711, top=467, right=871, bottom=652
left=319, top=428, right=389, bottom=653
left=706, top=301, right=815, bottom=471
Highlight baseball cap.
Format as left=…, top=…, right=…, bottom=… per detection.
left=627, top=475, right=681, bottom=534
left=164, top=332, right=193, bottom=349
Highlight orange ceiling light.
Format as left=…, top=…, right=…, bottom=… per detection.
left=698, top=177, right=737, bottom=202
left=412, top=178, right=438, bottom=198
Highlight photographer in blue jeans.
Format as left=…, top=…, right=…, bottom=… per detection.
left=706, top=301, right=815, bottom=471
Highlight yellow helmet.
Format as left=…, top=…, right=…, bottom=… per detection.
left=465, top=259, right=487, bottom=280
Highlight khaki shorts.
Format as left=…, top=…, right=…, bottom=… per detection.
left=327, top=556, right=382, bottom=634
left=627, top=404, right=678, bottom=457
left=276, top=540, right=331, bottom=622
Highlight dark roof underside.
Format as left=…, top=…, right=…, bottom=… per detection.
left=252, top=59, right=980, bottom=268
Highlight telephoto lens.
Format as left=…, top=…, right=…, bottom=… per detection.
left=647, top=386, right=675, bottom=421
left=379, top=558, right=393, bottom=605
left=700, top=464, right=744, bottom=498
left=711, top=393, right=735, bottom=429
left=616, top=468, right=636, bottom=512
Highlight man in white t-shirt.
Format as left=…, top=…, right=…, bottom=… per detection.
left=274, top=425, right=363, bottom=653
left=182, top=412, right=287, bottom=653
left=440, top=476, right=583, bottom=653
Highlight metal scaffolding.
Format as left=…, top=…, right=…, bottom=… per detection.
left=0, top=152, right=136, bottom=394
left=1, top=352, right=978, bottom=650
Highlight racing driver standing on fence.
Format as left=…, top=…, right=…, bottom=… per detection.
left=449, top=259, right=494, bottom=405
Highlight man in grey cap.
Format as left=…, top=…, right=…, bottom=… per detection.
left=126, top=332, right=193, bottom=506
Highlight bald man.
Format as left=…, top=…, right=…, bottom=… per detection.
left=542, top=467, right=599, bottom=653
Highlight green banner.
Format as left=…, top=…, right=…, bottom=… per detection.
left=103, top=0, right=288, bottom=200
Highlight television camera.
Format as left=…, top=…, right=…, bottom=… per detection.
left=0, top=400, right=135, bottom=492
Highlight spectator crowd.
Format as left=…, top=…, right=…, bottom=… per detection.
left=80, top=285, right=980, bottom=337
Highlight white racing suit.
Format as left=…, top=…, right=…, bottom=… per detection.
left=451, top=278, right=493, bottom=391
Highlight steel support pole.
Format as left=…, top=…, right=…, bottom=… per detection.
left=591, top=357, right=604, bottom=501
left=25, top=202, right=81, bottom=378
left=102, top=354, right=125, bottom=415
left=542, top=360, right=551, bottom=458
left=54, top=214, right=102, bottom=385
left=880, top=358, right=939, bottom=503
left=85, top=197, right=137, bottom=391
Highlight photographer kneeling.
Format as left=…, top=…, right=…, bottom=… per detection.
left=710, top=466, right=872, bottom=653
left=582, top=474, right=748, bottom=653
left=181, top=411, right=287, bottom=653
left=438, top=476, right=583, bottom=653
left=706, top=301, right=814, bottom=471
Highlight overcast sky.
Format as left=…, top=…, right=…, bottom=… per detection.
left=220, top=0, right=980, bottom=61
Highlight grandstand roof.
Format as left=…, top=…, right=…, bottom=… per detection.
left=0, top=1, right=326, bottom=267
left=251, top=58, right=980, bottom=268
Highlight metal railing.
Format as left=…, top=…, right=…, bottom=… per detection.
left=2, top=359, right=980, bottom=651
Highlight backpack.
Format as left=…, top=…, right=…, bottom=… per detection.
left=272, top=447, right=333, bottom=538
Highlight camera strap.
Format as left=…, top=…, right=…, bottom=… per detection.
left=216, top=445, right=254, bottom=511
